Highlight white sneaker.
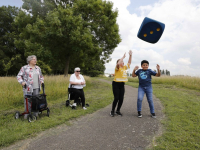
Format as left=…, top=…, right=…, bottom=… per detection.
left=72, top=103, right=77, bottom=107
left=83, top=107, right=87, bottom=110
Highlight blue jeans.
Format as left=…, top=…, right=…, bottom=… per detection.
left=137, top=85, right=155, bottom=114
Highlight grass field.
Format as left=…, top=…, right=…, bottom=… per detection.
left=128, top=75, right=200, bottom=91
left=105, top=76, right=200, bottom=150
left=1, top=75, right=200, bottom=149
left=0, top=75, right=113, bottom=147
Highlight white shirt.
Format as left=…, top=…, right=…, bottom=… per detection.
left=32, top=68, right=39, bottom=89
left=69, top=74, right=86, bottom=89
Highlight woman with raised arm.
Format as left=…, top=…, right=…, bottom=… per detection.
left=110, top=50, right=132, bottom=117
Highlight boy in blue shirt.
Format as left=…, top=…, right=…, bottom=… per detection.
left=132, top=60, right=160, bottom=118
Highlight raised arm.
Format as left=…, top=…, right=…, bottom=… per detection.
left=128, top=50, right=132, bottom=66
left=132, top=66, right=139, bottom=77
left=155, top=64, right=161, bottom=77
left=116, top=53, right=126, bottom=69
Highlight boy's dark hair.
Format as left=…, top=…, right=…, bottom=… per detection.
left=141, top=60, right=149, bottom=66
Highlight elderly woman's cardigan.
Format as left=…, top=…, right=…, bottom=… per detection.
left=17, top=64, right=44, bottom=94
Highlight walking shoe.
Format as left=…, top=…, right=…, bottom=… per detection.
left=116, top=111, right=122, bottom=116
left=138, top=111, right=142, bottom=118
left=110, top=111, right=115, bottom=117
left=83, top=107, right=87, bottom=110
left=151, top=113, right=156, bottom=118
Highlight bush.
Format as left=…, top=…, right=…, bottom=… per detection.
left=85, top=70, right=102, bottom=77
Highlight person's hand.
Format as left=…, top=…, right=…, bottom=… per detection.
left=22, top=82, right=26, bottom=86
left=129, top=50, right=132, bottom=56
left=123, top=53, right=126, bottom=59
left=156, top=64, right=160, bottom=70
left=134, top=66, right=139, bottom=71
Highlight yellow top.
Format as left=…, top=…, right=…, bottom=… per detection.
left=113, top=63, right=130, bottom=82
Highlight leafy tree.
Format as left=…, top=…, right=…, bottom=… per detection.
left=162, top=69, right=165, bottom=75
left=15, top=0, right=121, bottom=76
left=0, top=6, right=24, bottom=76
left=166, top=69, right=170, bottom=76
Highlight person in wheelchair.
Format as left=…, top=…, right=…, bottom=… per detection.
left=69, top=67, right=87, bottom=110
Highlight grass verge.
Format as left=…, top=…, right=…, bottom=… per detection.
left=124, top=77, right=200, bottom=150
left=0, top=76, right=113, bottom=148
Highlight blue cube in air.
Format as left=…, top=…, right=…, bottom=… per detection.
left=137, top=17, right=165, bottom=44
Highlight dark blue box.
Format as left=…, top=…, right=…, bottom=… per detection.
left=137, top=17, right=165, bottom=44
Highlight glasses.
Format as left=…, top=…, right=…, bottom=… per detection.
left=76, top=71, right=80, bottom=72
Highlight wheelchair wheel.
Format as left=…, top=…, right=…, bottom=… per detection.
left=27, top=114, right=37, bottom=122
left=14, top=111, right=20, bottom=119
left=72, top=106, right=76, bottom=109
left=47, top=108, right=50, bottom=117
left=66, top=100, right=70, bottom=107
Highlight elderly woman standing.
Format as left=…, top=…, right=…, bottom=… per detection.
left=17, top=55, right=44, bottom=116
left=69, top=67, right=87, bottom=110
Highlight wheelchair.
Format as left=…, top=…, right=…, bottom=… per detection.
left=66, top=85, right=89, bottom=109
left=14, top=83, right=50, bottom=122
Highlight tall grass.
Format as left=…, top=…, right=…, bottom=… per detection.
left=128, top=76, right=200, bottom=91
left=0, top=75, right=113, bottom=147
left=0, top=75, right=91, bottom=112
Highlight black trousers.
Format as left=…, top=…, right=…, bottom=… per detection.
left=70, top=88, right=85, bottom=107
left=112, top=81, right=125, bottom=112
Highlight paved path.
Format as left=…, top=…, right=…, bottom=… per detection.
left=3, top=79, right=164, bottom=150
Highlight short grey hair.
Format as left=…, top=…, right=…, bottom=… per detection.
left=74, top=67, right=80, bottom=72
left=27, top=55, right=37, bottom=64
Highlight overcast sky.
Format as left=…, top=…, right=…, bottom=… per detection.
left=1, top=0, right=200, bottom=76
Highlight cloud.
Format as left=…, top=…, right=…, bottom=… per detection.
left=178, top=58, right=191, bottom=65
left=105, top=0, right=200, bottom=76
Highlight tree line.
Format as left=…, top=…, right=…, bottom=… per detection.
left=0, top=0, right=121, bottom=77
left=154, top=69, right=170, bottom=76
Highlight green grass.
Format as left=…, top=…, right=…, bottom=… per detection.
left=127, top=76, right=200, bottom=91
left=150, top=84, right=200, bottom=150
left=0, top=76, right=113, bottom=147
left=1, top=75, right=200, bottom=149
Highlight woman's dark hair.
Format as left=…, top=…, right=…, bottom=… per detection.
left=141, top=60, right=149, bottom=66
left=116, top=59, right=120, bottom=64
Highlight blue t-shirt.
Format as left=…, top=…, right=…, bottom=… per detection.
left=135, top=69, right=157, bottom=87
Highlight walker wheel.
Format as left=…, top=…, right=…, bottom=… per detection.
left=66, top=100, right=70, bottom=107
left=27, top=114, right=37, bottom=122
left=14, top=111, right=20, bottom=119
left=47, top=108, right=50, bottom=117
